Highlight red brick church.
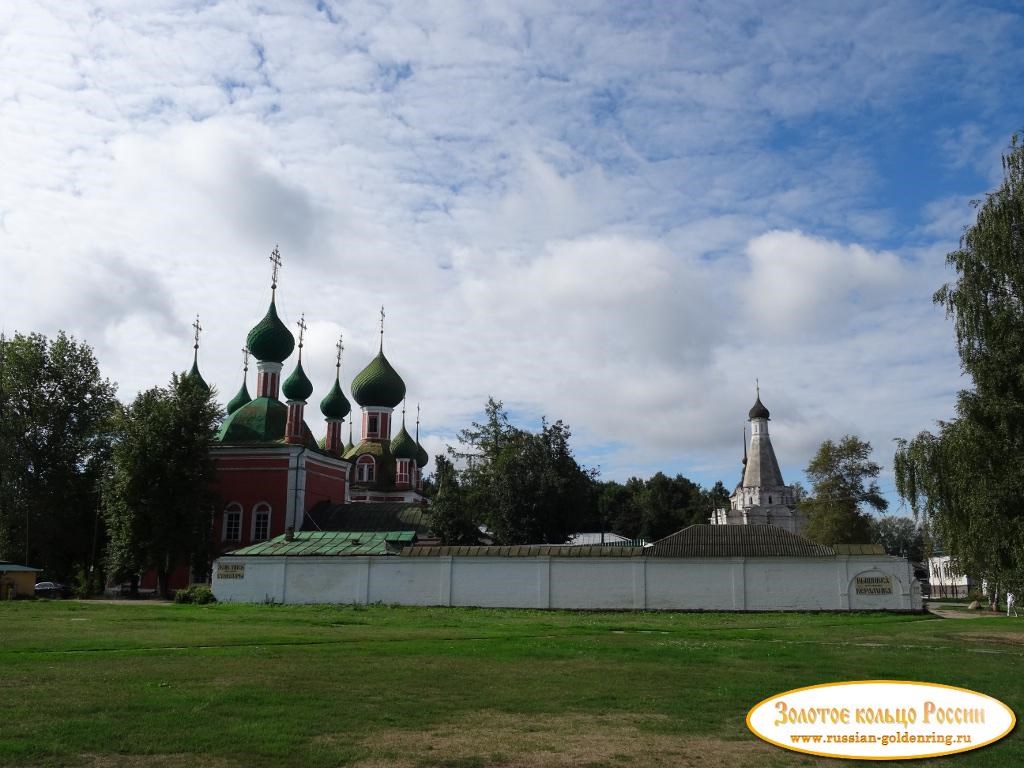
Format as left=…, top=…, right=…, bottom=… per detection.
left=159, top=250, right=431, bottom=589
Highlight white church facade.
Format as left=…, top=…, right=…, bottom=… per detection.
left=710, top=390, right=806, bottom=534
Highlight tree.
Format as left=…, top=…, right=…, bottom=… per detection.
left=895, top=136, right=1024, bottom=607
left=0, top=332, right=118, bottom=586
left=427, top=455, right=479, bottom=545
left=870, top=515, right=924, bottom=562
left=597, top=480, right=642, bottom=539
left=801, top=435, right=887, bottom=544
left=702, top=480, right=731, bottom=514
left=638, top=472, right=703, bottom=541
left=102, top=373, right=221, bottom=596
left=449, top=399, right=597, bottom=544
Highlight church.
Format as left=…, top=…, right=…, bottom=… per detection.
left=188, top=249, right=430, bottom=571
left=709, top=389, right=806, bottom=534
left=202, top=272, right=919, bottom=612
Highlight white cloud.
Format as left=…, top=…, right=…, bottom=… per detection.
left=740, top=231, right=907, bottom=338
left=1, top=0, right=1018, bottom=496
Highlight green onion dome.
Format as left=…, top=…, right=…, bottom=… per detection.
left=748, top=395, right=770, bottom=420
left=351, top=350, right=406, bottom=408
left=415, top=441, right=429, bottom=469
left=246, top=300, right=295, bottom=363
left=187, top=358, right=210, bottom=393
left=216, top=397, right=287, bottom=443
left=226, top=380, right=252, bottom=415
left=391, top=423, right=418, bottom=460
left=320, top=378, right=351, bottom=420
left=282, top=360, right=313, bottom=402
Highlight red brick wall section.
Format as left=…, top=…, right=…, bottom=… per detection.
left=214, top=455, right=291, bottom=547
left=304, top=458, right=348, bottom=510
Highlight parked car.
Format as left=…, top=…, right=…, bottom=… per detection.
left=34, top=581, right=67, bottom=599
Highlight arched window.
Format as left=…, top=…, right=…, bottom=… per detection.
left=396, top=459, right=409, bottom=485
left=251, top=502, right=271, bottom=542
left=223, top=502, right=242, bottom=543
left=357, top=455, right=376, bottom=483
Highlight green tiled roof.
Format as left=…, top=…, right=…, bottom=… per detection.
left=216, top=396, right=287, bottom=443
left=351, top=350, right=406, bottom=408
left=282, top=359, right=313, bottom=402
left=343, top=439, right=397, bottom=461
left=303, top=502, right=430, bottom=534
left=226, top=380, right=252, bottom=415
left=225, top=530, right=416, bottom=557
left=415, top=441, right=429, bottom=469
left=343, top=439, right=396, bottom=486
left=320, top=377, right=351, bottom=420
left=390, top=423, right=418, bottom=460
left=246, top=300, right=295, bottom=363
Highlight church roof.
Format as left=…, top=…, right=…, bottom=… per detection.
left=216, top=396, right=287, bottom=443
left=351, top=350, right=406, bottom=408
left=320, top=377, right=351, bottom=421
left=246, top=300, right=295, bottom=363
left=742, top=428, right=785, bottom=488
left=187, top=357, right=210, bottom=392
left=415, top=441, right=429, bottom=469
left=302, top=501, right=431, bottom=534
left=282, top=360, right=313, bottom=402
left=650, top=525, right=835, bottom=558
left=226, top=380, right=252, bottom=416
left=225, top=530, right=416, bottom=557
left=215, top=396, right=318, bottom=448
left=748, top=395, right=770, bottom=420
left=391, top=423, right=418, bottom=460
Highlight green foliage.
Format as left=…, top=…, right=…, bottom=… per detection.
left=801, top=435, right=886, bottom=544
left=596, top=479, right=643, bottom=537
left=427, top=455, right=480, bottom=545
left=449, top=398, right=597, bottom=544
left=102, top=372, right=222, bottom=596
left=636, top=471, right=704, bottom=540
left=0, top=332, right=118, bottom=580
left=442, top=398, right=727, bottom=544
left=895, top=136, right=1024, bottom=590
left=173, top=584, right=216, bottom=604
left=869, top=515, right=924, bottom=561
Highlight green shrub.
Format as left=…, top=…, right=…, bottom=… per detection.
left=174, top=585, right=216, bottom=604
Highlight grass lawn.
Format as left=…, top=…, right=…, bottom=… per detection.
left=1, top=602, right=1022, bottom=767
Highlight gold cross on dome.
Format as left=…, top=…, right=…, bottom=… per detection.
left=241, top=347, right=250, bottom=372
left=296, top=314, right=307, bottom=349
left=192, top=314, right=202, bottom=350
left=335, top=334, right=344, bottom=372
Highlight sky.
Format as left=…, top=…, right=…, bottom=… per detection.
left=3, top=1, right=1023, bottom=510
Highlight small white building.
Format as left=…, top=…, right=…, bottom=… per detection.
left=928, top=554, right=973, bottom=598
left=710, top=390, right=805, bottom=534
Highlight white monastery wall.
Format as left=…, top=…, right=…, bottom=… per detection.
left=213, top=554, right=920, bottom=611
